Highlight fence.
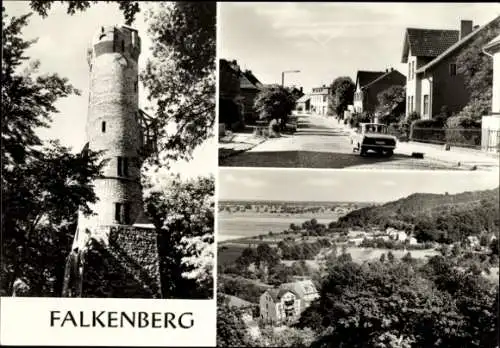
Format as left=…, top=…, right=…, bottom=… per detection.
left=410, top=127, right=486, bottom=149
left=482, top=129, right=500, bottom=152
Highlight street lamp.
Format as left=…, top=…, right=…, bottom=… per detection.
left=281, top=70, right=300, bottom=87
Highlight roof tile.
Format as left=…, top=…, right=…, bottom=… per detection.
left=406, top=28, right=459, bottom=57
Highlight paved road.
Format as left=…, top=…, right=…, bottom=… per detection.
left=219, top=114, right=466, bottom=170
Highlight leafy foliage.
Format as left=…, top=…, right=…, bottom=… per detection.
left=328, top=77, right=355, bottom=117
left=141, top=2, right=216, bottom=164
left=334, top=188, right=499, bottom=244
left=29, top=1, right=140, bottom=25
left=143, top=174, right=214, bottom=298
left=300, top=259, right=498, bottom=348
left=376, top=85, right=406, bottom=124
left=1, top=8, right=102, bottom=296
left=254, top=85, right=296, bottom=126
left=456, top=17, right=500, bottom=119
left=217, top=294, right=253, bottom=347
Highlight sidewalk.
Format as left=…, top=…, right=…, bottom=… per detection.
left=219, top=132, right=267, bottom=159
left=397, top=141, right=500, bottom=168
left=338, top=120, right=499, bottom=169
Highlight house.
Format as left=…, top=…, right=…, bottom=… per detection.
left=219, top=59, right=243, bottom=129
left=310, top=85, right=330, bottom=115
left=219, top=59, right=263, bottom=129
left=482, top=34, right=500, bottom=152
left=224, top=294, right=256, bottom=323
left=401, top=17, right=500, bottom=120
left=296, top=94, right=311, bottom=112
left=240, top=70, right=263, bottom=124
left=259, top=288, right=301, bottom=325
left=353, top=69, right=406, bottom=115
left=280, top=279, right=319, bottom=312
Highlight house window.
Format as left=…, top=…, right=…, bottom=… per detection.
left=407, top=96, right=411, bottom=114
left=117, top=157, right=129, bottom=177
left=449, top=63, right=457, bottom=76
left=323, top=95, right=327, bottom=102
left=121, top=40, right=125, bottom=52
left=423, top=94, right=429, bottom=115
left=411, top=62, right=415, bottom=80
left=408, top=63, right=411, bottom=81
left=101, top=121, right=106, bottom=133
left=115, top=202, right=131, bottom=225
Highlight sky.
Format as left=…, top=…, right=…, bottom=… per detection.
left=219, top=2, right=500, bottom=93
left=219, top=168, right=500, bottom=203
left=4, top=1, right=215, bottom=178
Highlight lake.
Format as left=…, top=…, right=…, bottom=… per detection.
left=218, top=213, right=338, bottom=241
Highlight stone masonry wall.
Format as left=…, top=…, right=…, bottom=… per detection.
left=82, top=226, right=162, bottom=298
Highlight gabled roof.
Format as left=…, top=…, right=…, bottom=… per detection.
left=401, top=28, right=459, bottom=63
left=265, top=288, right=296, bottom=303
left=356, top=71, right=386, bottom=88
left=417, top=16, right=500, bottom=73
left=296, top=94, right=311, bottom=103
left=224, top=294, right=255, bottom=308
left=362, top=69, right=406, bottom=90
left=280, top=280, right=318, bottom=299
left=243, top=70, right=263, bottom=88
left=484, top=34, right=500, bottom=54
left=240, top=74, right=259, bottom=90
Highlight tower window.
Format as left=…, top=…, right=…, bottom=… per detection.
left=134, top=79, right=138, bottom=92
left=449, top=63, right=457, bottom=76
left=115, top=203, right=122, bottom=223
left=101, top=121, right=106, bottom=133
left=115, top=202, right=131, bottom=225
left=117, top=157, right=129, bottom=177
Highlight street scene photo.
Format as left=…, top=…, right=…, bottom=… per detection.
left=218, top=3, right=500, bottom=171
left=217, top=168, right=499, bottom=347
left=2, top=1, right=215, bottom=299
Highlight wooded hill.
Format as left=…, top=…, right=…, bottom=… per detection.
left=334, top=188, right=499, bottom=242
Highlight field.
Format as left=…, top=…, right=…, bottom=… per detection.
left=219, top=243, right=441, bottom=269
left=218, top=212, right=338, bottom=241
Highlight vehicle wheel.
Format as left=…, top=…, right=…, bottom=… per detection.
left=360, top=147, right=367, bottom=156
left=385, top=150, right=394, bottom=157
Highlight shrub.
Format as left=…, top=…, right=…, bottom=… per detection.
left=445, top=116, right=482, bottom=147
left=407, top=111, right=421, bottom=123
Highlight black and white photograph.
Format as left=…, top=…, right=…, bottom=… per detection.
left=216, top=168, right=499, bottom=347
left=1, top=1, right=215, bottom=301
left=218, top=3, right=500, bottom=171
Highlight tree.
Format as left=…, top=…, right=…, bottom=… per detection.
left=217, top=295, right=252, bottom=347
left=376, top=85, right=406, bottom=124
left=328, top=77, right=355, bottom=118
left=1, top=8, right=102, bottom=296
left=143, top=174, right=214, bottom=298
left=257, top=327, right=316, bottom=347
left=456, top=18, right=500, bottom=119
left=254, top=84, right=296, bottom=128
left=141, top=2, right=216, bottom=164
left=29, top=1, right=141, bottom=25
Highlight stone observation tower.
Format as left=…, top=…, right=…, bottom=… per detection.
left=63, top=25, right=161, bottom=298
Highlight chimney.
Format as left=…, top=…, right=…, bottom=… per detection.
left=460, top=20, right=473, bottom=39
left=300, top=87, right=303, bottom=93
left=385, top=68, right=389, bottom=73
left=390, top=67, right=394, bottom=72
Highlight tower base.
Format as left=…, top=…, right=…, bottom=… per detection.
left=63, top=225, right=162, bottom=298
